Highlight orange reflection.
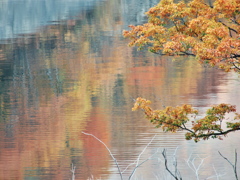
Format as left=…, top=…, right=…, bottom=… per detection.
left=81, top=107, right=111, bottom=179
left=0, top=0, right=238, bottom=179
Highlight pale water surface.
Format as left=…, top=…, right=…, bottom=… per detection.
left=0, top=0, right=239, bottom=179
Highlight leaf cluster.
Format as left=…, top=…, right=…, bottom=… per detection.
left=132, top=97, right=240, bottom=142
left=123, top=0, right=240, bottom=72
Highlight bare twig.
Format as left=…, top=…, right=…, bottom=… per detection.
left=129, top=149, right=161, bottom=179
left=218, top=150, right=238, bottom=180
left=137, top=135, right=156, bottom=165
left=128, top=134, right=157, bottom=180
left=82, top=132, right=123, bottom=180
left=82, top=131, right=239, bottom=180
left=82, top=132, right=159, bottom=180
left=70, top=163, right=76, bottom=180
left=162, top=148, right=182, bottom=180
left=185, top=154, right=207, bottom=180
left=206, top=164, right=226, bottom=179
left=172, top=147, right=182, bottom=179
left=87, top=175, right=102, bottom=180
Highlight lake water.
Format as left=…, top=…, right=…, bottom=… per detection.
left=0, top=0, right=240, bottom=179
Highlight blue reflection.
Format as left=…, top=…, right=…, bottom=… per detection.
left=0, top=0, right=104, bottom=40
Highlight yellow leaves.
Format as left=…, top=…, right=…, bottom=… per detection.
left=192, top=103, right=236, bottom=133
left=123, top=23, right=167, bottom=50
left=143, top=23, right=166, bottom=37
left=123, top=0, right=240, bottom=72
left=163, top=41, right=183, bottom=54
left=202, top=35, right=219, bottom=48
left=214, top=0, right=239, bottom=16
left=188, top=17, right=226, bottom=39
left=163, top=34, right=194, bottom=54
left=132, top=98, right=240, bottom=142
left=216, top=37, right=240, bottom=59
left=132, top=97, right=152, bottom=111
left=159, top=0, right=174, bottom=6
left=147, top=0, right=189, bottom=21
left=188, top=0, right=216, bottom=17
left=206, top=25, right=229, bottom=39
left=132, top=97, right=198, bottom=133
left=235, top=113, right=240, bottom=120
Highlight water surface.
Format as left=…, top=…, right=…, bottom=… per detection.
left=0, top=0, right=239, bottom=179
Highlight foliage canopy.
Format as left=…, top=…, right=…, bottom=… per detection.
left=123, top=0, right=240, bottom=142
left=123, top=0, right=240, bottom=72
left=132, top=97, right=240, bottom=142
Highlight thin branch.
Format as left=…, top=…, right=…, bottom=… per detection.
left=83, top=132, right=160, bottom=180
left=162, top=148, right=181, bottom=180
left=82, top=132, right=123, bottom=180
left=160, top=118, right=240, bottom=140
left=185, top=154, right=207, bottom=180
left=196, top=128, right=240, bottom=139
left=218, top=150, right=238, bottom=180
left=128, top=135, right=157, bottom=180
left=151, top=50, right=196, bottom=56
left=218, top=20, right=238, bottom=34
left=122, top=162, right=136, bottom=174
left=70, top=164, right=76, bottom=180
left=232, top=62, right=240, bottom=71
left=231, top=17, right=240, bottom=26
left=180, top=17, right=188, bottom=27
left=160, top=121, right=195, bottom=134
left=128, top=151, right=159, bottom=180
left=235, top=150, right=238, bottom=179
left=180, top=51, right=196, bottom=56
left=173, top=21, right=180, bottom=32
left=207, top=0, right=213, bottom=8
left=206, top=164, right=226, bottom=179
left=231, top=55, right=240, bottom=58
left=172, top=147, right=182, bottom=179
left=137, top=135, right=156, bottom=165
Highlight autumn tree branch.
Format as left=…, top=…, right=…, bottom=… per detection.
left=232, top=62, right=240, bottom=71
left=132, top=97, right=240, bottom=142
left=123, top=0, right=240, bottom=72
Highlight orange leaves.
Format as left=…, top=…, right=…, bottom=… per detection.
left=188, top=17, right=208, bottom=35
left=214, top=0, right=240, bottom=17
left=132, top=97, right=240, bottom=142
left=187, top=0, right=218, bottom=22
left=193, top=104, right=236, bottom=133
left=123, top=23, right=167, bottom=50
left=188, top=17, right=228, bottom=41
left=132, top=97, right=198, bottom=133
left=163, top=41, right=184, bottom=54
left=132, top=97, right=153, bottom=117
left=206, top=25, right=229, bottom=39
left=143, top=23, right=166, bottom=38
left=126, top=0, right=240, bottom=142
left=132, top=97, right=152, bottom=111
left=123, top=0, right=240, bottom=72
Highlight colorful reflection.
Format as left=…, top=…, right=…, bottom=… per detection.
left=0, top=0, right=239, bottom=179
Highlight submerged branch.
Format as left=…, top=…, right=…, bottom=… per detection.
left=162, top=149, right=180, bottom=180
left=82, top=132, right=123, bottom=180
left=218, top=150, right=238, bottom=180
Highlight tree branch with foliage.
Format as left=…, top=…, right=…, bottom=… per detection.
left=123, top=0, right=240, bottom=142
left=132, top=97, right=240, bottom=142
left=123, top=0, right=240, bottom=72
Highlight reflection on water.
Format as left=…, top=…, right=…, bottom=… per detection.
left=0, top=0, right=106, bottom=40
left=0, top=0, right=240, bottom=179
